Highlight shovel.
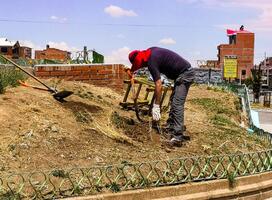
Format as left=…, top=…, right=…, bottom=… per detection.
left=0, top=54, right=73, bottom=101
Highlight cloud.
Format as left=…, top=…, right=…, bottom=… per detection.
left=116, top=34, right=125, bottom=39
left=104, top=5, right=137, bottom=18
left=18, top=40, right=41, bottom=50
left=50, top=15, right=67, bottom=23
left=47, top=41, right=79, bottom=52
left=159, top=38, right=176, bottom=45
left=179, top=0, right=272, bottom=32
left=105, top=47, right=131, bottom=65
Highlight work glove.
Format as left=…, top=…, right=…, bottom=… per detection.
left=152, top=104, right=161, bottom=121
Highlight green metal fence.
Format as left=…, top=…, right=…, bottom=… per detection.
left=239, top=84, right=272, bottom=143
left=1, top=83, right=272, bottom=199
left=1, top=150, right=272, bottom=199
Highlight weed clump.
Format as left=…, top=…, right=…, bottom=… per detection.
left=111, top=111, right=134, bottom=129
left=75, top=110, right=93, bottom=123
left=211, top=114, right=235, bottom=126
left=0, top=67, right=26, bottom=94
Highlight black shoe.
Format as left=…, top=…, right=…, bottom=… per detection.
left=168, top=137, right=183, bottom=147
left=181, top=135, right=190, bottom=141
left=160, top=128, right=174, bottom=140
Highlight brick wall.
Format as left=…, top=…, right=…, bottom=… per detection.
left=217, top=32, right=255, bottom=80
left=34, top=64, right=127, bottom=91
left=35, top=48, right=71, bottom=61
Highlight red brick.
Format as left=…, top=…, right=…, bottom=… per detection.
left=89, top=74, right=108, bottom=79
left=72, top=66, right=90, bottom=71
left=73, top=75, right=90, bottom=80
left=35, top=71, right=50, bottom=76
left=36, top=66, right=46, bottom=72
left=50, top=71, right=66, bottom=76
left=98, top=69, right=114, bottom=74
left=66, top=70, right=82, bottom=76
left=86, top=70, right=99, bottom=75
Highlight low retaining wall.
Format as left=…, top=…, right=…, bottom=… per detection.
left=65, top=171, right=272, bottom=200
left=34, top=64, right=127, bottom=91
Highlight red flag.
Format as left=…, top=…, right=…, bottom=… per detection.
left=227, top=29, right=237, bottom=36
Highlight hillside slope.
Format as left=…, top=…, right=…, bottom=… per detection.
left=0, top=79, right=270, bottom=173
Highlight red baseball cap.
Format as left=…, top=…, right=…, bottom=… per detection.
left=128, top=49, right=151, bottom=72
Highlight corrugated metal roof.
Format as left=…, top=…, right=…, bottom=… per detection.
left=0, top=38, right=14, bottom=47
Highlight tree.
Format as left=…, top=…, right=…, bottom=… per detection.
left=251, top=65, right=262, bottom=103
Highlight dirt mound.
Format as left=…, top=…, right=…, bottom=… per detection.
left=0, top=79, right=270, bottom=173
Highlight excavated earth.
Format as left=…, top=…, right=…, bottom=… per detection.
left=0, top=79, right=270, bottom=173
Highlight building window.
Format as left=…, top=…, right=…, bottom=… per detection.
left=1, top=47, right=8, bottom=53
left=242, top=70, right=246, bottom=76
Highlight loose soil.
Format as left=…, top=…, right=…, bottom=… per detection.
left=0, top=79, right=270, bottom=174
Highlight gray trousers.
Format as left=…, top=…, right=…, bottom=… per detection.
left=166, top=68, right=195, bottom=135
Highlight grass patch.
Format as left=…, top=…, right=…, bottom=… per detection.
left=0, top=67, right=26, bottom=94
left=211, top=114, right=236, bottom=126
left=190, top=98, right=233, bottom=115
left=51, top=169, right=69, bottom=178
left=74, top=110, right=92, bottom=123
left=207, top=85, right=228, bottom=93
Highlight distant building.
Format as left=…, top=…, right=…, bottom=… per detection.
left=217, top=26, right=254, bottom=80
left=198, top=60, right=219, bottom=69
left=35, top=45, right=71, bottom=61
left=0, top=38, right=32, bottom=59
left=13, top=41, right=32, bottom=59
left=259, top=57, right=272, bottom=88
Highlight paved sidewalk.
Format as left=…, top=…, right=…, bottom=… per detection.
left=258, top=110, right=272, bottom=133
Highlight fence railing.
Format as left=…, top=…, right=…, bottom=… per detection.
left=239, top=85, right=272, bottom=143
left=1, top=83, right=272, bottom=199
left=1, top=149, right=272, bottom=199
left=210, top=83, right=272, bottom=142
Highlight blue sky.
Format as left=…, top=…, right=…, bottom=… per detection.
left=1, top=0, right=272, bottom=66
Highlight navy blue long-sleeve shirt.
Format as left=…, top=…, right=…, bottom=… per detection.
left=147, top=47, right=191, bottom=81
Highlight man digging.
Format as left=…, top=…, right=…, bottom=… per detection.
left=127, top=47, right=195, bottom=147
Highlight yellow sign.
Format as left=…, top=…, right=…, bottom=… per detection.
left=224, top=57, right=237, bottom=78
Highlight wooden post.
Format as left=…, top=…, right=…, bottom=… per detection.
left=122, top=82, right=131, bottom=103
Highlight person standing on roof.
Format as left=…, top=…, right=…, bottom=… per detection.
left=128, top=47, right=195, bottom=147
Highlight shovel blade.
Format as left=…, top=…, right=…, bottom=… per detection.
left=53, top=91, right=73, bottom=101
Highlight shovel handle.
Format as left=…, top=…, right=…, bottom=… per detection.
left=0, top=54, right=55, bottom=93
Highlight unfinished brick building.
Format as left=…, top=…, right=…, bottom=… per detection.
left=35, top=45, right=71, bottom=62
left=0, top=38, right=32, bottom=59
left=217, top=26, right=255, bottom=81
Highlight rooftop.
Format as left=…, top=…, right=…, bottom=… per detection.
left=0, top=38, right=14, bottom=47
left=227, top=29, right=252, bottom=36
